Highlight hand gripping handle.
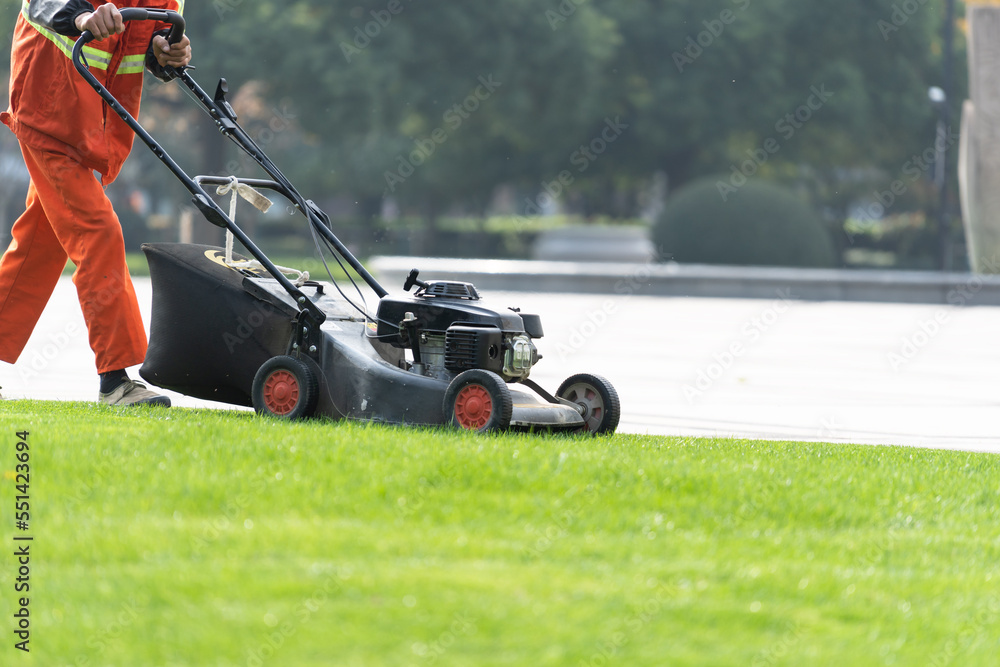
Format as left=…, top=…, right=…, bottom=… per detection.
left=73, top=8, right=186, bottom=78
left=75, top=7, right=185, bottom=49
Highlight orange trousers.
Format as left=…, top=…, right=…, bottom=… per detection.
left=0, top=143, right=147, bottom=373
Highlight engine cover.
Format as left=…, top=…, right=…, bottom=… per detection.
left=375, top=294, right=526, bottom=342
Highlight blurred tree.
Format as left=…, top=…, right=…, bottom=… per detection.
left=579, top=0, right=958, bottom=216
left=195, top=0, right=619, bottom=248
left=0, top=0, right=967, bottom=259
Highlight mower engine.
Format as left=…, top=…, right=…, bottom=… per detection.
left=375, top=270, right=542, bottom=382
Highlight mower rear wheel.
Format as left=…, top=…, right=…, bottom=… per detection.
left=252, top=356, right=319, bottom=420
left=444, top=369, right=513, bottom=432
left=557, top=373, right=620, bottom=435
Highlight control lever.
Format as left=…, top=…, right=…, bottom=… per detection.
left=214, top=78, right=238, bottom=120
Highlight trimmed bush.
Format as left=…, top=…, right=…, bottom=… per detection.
left=653, top=177, right=837, bottom=268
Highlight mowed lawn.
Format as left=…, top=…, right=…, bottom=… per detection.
left=1, top=401, right=999, bottom=666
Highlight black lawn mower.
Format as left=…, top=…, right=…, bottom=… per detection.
left=73, top=10, right=620, bottom=434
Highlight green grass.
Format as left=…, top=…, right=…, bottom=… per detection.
left=1, top=402, right=999, bottom=666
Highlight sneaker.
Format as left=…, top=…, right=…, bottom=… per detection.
left=99, top=380, right=171, bottom=408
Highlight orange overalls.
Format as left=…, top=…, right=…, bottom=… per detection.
left=0, top=0, right=182, bottom=373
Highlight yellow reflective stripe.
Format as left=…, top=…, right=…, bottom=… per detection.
left=20, top=1, right=183, bottom=76
left=20, top=1, right=114, bottom=69
left=116, top=54, right=146, bottom=75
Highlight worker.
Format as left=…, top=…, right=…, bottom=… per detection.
left=0, top=1, right=190, bottom=406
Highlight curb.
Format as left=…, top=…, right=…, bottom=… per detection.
left=369, top=256, right=1000, bottom=306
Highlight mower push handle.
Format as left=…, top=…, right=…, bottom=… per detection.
left=75, top=8, right=185, bottom=49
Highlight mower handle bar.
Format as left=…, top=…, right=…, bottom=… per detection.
left=69, top=8, right=389, bottom=309
left=73, top=8, right=185, bottom=56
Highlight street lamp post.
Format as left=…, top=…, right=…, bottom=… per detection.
left=938, top=0, right=956, bottom=271
left=929, top=86, right=949, bottom=271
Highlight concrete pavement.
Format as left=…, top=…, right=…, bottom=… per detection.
left=2, top=277, right=999, bottom=452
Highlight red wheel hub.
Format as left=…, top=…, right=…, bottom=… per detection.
left=262, top=370, right=300, bottom=416
left=564, top=385, right=604, bottom=432
left=454, top=384, right=493, bottom=430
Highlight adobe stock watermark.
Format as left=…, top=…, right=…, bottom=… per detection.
left=222, top=103, right=299, bottom=180
left=847, top=126, right=959, bottom=244
left=383, top=75, right=502, bottom=195
left=887, top=256, right=1000, bottom=371
left=213, top=0, right=247, bottom=20
left=716, top=85, right=834, bottom=201
left=555, top=301, right=616, bottom=362
left=552, top=247, right=668, bottom=361
left=818, top=416, right=846, bottom=441
left=683, top=288, right=795, bottom=403
left=886, top=311, right=950, bottom=372
left=341, top=0, right=413, bottom=63
left=80, top=266, right=135, bottom=326
left=732, top=473, right=784, bottom=526
left=61, top=448, right=132, bottom=511
left=16, top=321, right=83, bottom=381
left=72, top=598, right=144, bottom=665
left=546, top=0, right=587, bottom=30
left=513, top=116, right=629, bottom=232
left=877, top=0, right=932, bottom=41
left=752, top=622, right=805, bottom=667
left=222, top=301, right=280, bottom=353
left=926, top=595, right=1000, bottom=667
left=189, top=475, right=270, bottom=556
left=946, top=257, right=1000, bottom=307
left=521, top=484, right=600, bottom=558
left=553, top=249, right=658, bottom=362
left=410, top=612, right=478, bottom=665
left=578, top=577, right=678, bottom=667
left=242, top=568, right=353, bottom=666
left=673, top=0, right=753, bottom=73
left=396, top=457, right=462, bottom=519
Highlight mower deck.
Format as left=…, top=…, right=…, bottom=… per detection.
left=140, top=243, right=586, bottom=431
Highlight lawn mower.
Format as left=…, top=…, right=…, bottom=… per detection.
left=73, top=10, right=620, bottom=433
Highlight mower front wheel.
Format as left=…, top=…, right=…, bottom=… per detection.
left=557, top=373, right=621, bottom=435
left=252, top=355, right=319, bottom=420
left=444, top=369, right=513, bottom=433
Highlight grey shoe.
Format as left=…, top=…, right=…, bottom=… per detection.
left=99, top=380, right=171, bottom=407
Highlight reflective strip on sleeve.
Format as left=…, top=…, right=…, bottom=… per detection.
left=21, top=0, right=114, bottom=69
left=20, top=1, right=166, bottom=76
